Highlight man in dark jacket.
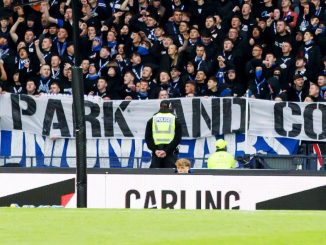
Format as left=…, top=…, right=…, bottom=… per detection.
left=287, top=74, right=309, bottom=102
left=145, top=100, right=182, bottom=168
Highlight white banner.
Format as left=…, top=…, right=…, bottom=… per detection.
left=248, top=99, right=326, bottom=142
left=0, top=94, right=245, bottom=139
left=0, top=93, right=325, bottom=141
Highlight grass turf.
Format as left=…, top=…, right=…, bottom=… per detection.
left=0, top=209, right=326, bottom=245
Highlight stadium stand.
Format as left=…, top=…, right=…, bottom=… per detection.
left=0, top=0, right=325, bottom=169
left=0, top=0, right=324, bottom=100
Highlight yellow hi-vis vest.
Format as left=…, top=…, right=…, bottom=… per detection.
left=207, top=151, right=235, bottom=169
left=152, top=113, right=176, bottom=145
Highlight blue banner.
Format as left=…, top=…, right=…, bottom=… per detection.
left=0, top=130, right=299, bottom=168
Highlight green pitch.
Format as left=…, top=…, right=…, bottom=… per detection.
left=1, top=209, right=326, bottom=244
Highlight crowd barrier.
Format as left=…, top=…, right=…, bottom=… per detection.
left=0, top=154, right=325, bottom=170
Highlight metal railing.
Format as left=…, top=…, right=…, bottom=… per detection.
left=0, top=156, right=152, bottom=168
left=0, top=154, right=325, bottom=170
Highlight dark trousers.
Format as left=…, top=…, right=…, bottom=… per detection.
left=150, top=153, right=178, bottom=168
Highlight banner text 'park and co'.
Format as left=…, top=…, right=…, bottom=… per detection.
left=0, top=94, right=325, bottom=142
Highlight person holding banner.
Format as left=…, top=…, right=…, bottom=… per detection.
left=145, top=100, right=182, bottom=168
left=207, top=139, right=235, bottom=169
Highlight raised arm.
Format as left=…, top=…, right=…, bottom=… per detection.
left=10, top=17, right=25, bottom=43
left=0, top=59, right=7, bottom=82
left=34, top=39, right=46, bottom=65
left=43, top=3, right=59, bottom=24
left=178, top=33, right=189, bottom=53
left=120, top=0, right=131, bottom=11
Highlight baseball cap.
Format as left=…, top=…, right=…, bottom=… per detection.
left=215, top=139, right=227, bottom=149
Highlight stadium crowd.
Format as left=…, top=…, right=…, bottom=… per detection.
left=0, top=0, right=325, bottom=102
